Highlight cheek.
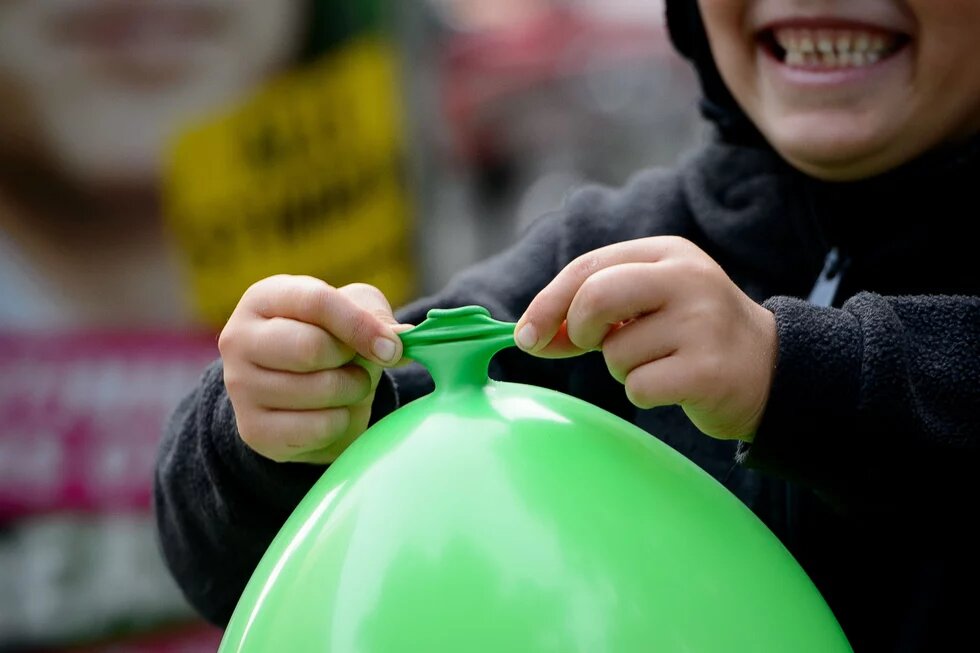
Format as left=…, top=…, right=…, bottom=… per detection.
left=233, top=0, right=305, bottom=75
left=0, top=75, right=46, bottom=158
left=697, top=0, right=742, bottom=50
left=913, top=4, right=980, bottom=140
left=696, top=0, right=755, bottom=97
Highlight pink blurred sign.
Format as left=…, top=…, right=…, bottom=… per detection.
left=36, top=622, right=224, bottom=653
left=0, top=330, right=218, bottom=521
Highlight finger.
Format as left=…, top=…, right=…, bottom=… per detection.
left=245, top=275, right=335, bottom=322
left=238, top=407, right=353, bottom=463
left=237, top=364, right=373, bottom=411
left=565, top=262, right=669, bottom=351
left=288, top=402, right=372, bottom=464
left=623, top=355, right=693, bottom=410
left=352, top=356, right=384, bottom=388
left=247, top=276, right=403, bottom=366
left=526, top=321, right=591, bottom=359
left=336, top=283, right=406, bottom=365
left=601, top=312, right=678, bottom=384
left=248, top=317, right=354, bottom=372
left=516, top=237, right=685, bottom=353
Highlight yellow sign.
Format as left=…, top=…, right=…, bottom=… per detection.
left=166, top=36, right=414, bottom=327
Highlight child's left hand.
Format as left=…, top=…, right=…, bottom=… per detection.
left=515, top=236, right=778, bottom=441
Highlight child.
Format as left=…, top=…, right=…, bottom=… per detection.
left=155, top=1, right=980, bottom=650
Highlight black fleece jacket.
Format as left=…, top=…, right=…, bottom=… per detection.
left=155, top=138, right=980, bottom=652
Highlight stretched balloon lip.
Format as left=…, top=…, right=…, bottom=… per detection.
left=399, top=306, right=516, bottom=355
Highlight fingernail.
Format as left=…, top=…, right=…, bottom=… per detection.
left=515, top=324, right=538, bottom=350
left=372, top=337, right=398, bottom=363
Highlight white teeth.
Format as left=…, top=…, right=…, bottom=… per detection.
left=773, top=27, right=898, bottom=68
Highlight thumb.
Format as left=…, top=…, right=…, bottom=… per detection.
left=337, top=283, right=410, bottom=365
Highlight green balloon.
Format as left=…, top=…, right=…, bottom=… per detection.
left=219, top=307, right=851, bottom=652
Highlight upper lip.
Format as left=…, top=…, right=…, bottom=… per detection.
left=752, top=6, right=915, bottom=38
left=759, top=17, right=908, bottom=35
left=47, top=1, right=225, bottom=48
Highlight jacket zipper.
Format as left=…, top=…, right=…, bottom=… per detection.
left=807, top=246, right=850, bottom=308
left=783, top=245, right=852, bottom=545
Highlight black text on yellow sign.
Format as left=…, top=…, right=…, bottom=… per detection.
left=166, top=36, right=415, bottom=327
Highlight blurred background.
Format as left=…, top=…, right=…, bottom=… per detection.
left=0, top=1, right=701, bottom=650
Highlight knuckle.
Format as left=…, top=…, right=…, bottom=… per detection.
left=661, top=235, right=702, bottom=260
left=670, top=255, right=702, bottom=279
left=241, top=274, right=288, bottom=308
left=241, top=276, right=273, bottom=300
left=293, top=328, right=330, bottom=368
left=624, top=374, right=655, bottom=409
left=572, top=253, right=602, bottom=279
left=346, top=308, right=376, bottom=347
left=297, top=281, right=331, bottom=316
left=602, top=348, right=629, bottom=384
left=663, top=235, right=694, bottom=251
left=274, top=275, right=324, bottom=309
left=341, top=283, right=394, bottom=319
left=343, top=282, right=385, bottom=303
left=696, top=259, right=719, bottom=281
left=217, top=324, right=237, bottom=356
left=681, top=257, right=719, bottom=286
left=575, top=275, right=608, bottom=317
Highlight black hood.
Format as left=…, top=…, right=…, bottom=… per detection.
left=665, top=0, right=765, bottom=146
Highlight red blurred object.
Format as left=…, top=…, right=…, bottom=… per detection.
left=0, top=330, right=217, bottom=521
left=441, top=5, right=676, bottom=164
left=35, top=622, right=223, bottom=653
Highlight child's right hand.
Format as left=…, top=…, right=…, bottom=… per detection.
left=217, top=275, right=407, bottom=464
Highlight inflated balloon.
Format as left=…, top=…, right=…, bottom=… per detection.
left=219, top=306, right=851, bottom=652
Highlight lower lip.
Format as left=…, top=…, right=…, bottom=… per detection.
left=758, top=44, right=908, bottom=88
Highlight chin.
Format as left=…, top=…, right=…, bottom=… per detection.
left=783, top=155, right=886, bottom=181
left=767, top=129, right=904, bottom=181
left=54, top=154, right=161, bottom=199
left=51, top=130, right=163, bottom=189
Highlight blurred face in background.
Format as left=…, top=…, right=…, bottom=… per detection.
left=0, top=0, right=305, bottom=191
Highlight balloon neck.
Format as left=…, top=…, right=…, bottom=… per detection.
left=399, top=306, right=516, bottom=393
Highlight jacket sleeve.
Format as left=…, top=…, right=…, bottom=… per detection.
left=151, top=290, right=565, bottom=626
left=151, top=232, right=562, bottom=626
left=741, top=292, right=980, bottom=522
left=153, top=168, right=685, bottom=626
left=153, top=359, right=326, bottom=626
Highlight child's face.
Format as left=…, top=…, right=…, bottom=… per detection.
left=698, top=0, right=980, bottom=180
left=0, top=0, right=303, bottom=188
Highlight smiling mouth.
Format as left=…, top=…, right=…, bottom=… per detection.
left=50, top=2, right=225, bottom=52
left=758, top=26, right=910, bottom=70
